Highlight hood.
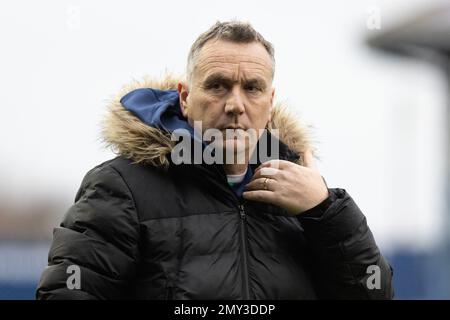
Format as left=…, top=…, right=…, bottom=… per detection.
left=101, top=74, right=314, bottom=168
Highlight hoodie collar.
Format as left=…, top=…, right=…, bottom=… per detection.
left=101, top=75, right=313, bottom=168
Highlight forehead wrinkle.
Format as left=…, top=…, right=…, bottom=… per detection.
left=198, top=60, right=270, bottom=73
left=198, top=61, right=271, bottom=83
left=203, top=69, right=269, bottom=86
left=199, top=64, right=239, bottom=81
left=198, top=53, right=272, bottom=69
left=198, top=60, right=239, bottom=72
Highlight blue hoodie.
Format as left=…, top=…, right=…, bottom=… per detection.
left=120, top=88, right=253, bottom=197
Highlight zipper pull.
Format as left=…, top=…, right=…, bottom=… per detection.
left=239, top=204, right=246, bottom=220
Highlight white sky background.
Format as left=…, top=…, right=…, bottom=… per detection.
left=0, top=0, right=448, bottom=253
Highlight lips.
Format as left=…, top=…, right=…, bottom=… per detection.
left=222, top=126, right=246, bottom=130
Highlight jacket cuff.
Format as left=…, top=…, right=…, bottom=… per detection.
left=298, top=188, right=334, bottom=219
left=296, top=188, right=366, bottom=244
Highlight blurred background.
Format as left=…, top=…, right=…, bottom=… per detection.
left=0, top=0, right=449, bottom=299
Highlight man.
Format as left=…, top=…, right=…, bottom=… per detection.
left=36, top=21, right=393, bottom=299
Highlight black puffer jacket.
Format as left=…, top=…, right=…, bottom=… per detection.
left=36, top=76, right=394, bottom=300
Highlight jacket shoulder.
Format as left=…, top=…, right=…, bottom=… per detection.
left=76, top=156, right=162, bottom=198
left=89, top=156, right=171, bottom=218
left=37, top=156, right=143, bottom=300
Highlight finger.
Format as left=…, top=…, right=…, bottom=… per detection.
left=253, top=166, right=280, bottom=179
left=255, top=159, right=288, bottom=174
left=254, top=160, right=279, bottom=173
left=245, top=177, right=275, bottom=191
left=242, top=190, right=276, bottom=204
left=302, top=149, right=317, bottom=169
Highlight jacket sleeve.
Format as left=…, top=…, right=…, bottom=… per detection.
left=36, top=164, right=141, bottom=300
left=297, top=188, right=394, bottom=299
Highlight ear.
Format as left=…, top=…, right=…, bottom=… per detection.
left=268, top=86, right=275, bottom=123
left=178, top=81, right=189, bottom=118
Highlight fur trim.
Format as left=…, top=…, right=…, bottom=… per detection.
left=101, top=74, right=313, bottom=167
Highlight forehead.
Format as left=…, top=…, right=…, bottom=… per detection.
left=195, top=40, right=273, bottom=80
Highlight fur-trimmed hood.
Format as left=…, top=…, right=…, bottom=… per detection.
left=101, top=75, right=313, bottom=168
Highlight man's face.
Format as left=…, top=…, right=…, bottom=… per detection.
left=178, top=39, right=275, bottom=158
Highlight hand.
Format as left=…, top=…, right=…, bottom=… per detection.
left=242, top=150, right=329, bottom=215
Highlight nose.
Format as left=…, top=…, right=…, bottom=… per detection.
left=224, top=85, right=245, bottom=115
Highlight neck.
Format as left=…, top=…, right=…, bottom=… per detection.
left=223, top=163, right=248, bottom=175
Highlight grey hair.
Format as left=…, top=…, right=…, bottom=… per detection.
left=186, top=20, right=275, bottom=84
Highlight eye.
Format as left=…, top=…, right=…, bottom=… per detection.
left=206, top=82, right=227, bottom=92
left=244, top=84, right=261, bottom=92
left=211, top=83, right=223, bottom=90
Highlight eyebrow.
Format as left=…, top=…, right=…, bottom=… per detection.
left=203, top=73, right=233, bottom=86
left=203, top=73, right=268, bottom=89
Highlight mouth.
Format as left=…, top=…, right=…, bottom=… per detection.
left=221, top=127, right=249, bottom=142
left=222, top=125, right=246, bottom=130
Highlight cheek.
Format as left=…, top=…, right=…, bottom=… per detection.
left=248, top=98, right=272, bottom=125
left=189, top=93, right=224, bottom=122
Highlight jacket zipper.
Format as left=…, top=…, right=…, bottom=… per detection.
left=239, top=203, right=251, bottom=300
left=210, top=164, right=252, bottom=299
